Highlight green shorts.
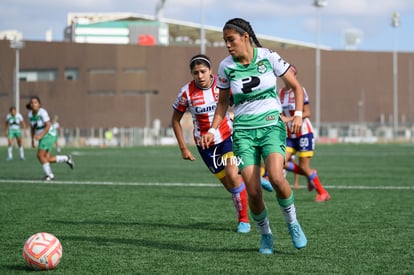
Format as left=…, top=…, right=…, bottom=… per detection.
left=38, top=134, right=57, bottom=152
left=8, top=129, right=22, bottom=139
left=232, top=119, right=287, bottom=170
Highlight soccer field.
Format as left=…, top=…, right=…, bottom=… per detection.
left=0, top=144, right=413, bottom=274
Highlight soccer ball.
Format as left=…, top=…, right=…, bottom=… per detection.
left=22, top=232, right=63, bottom=270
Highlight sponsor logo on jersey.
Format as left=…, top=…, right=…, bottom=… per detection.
left=214, top=87, right=220, bottom=100
left=178, top=96, right=187, bottom=105
left=278, top=57, right=287, bottom=66
left=265, top=115, right=276, bottom=121
left=219, top=77, right=228, bottom=84
left=194, top=104, right=216, bottom=114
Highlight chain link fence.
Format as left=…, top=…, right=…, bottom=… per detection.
left=1, top=123, right=414, bottom=148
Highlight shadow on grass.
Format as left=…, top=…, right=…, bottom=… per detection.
left=47, top=220, right=300, bottom=255
left=49, top=219, right=231, bottom=232
left=62, top=235, right=257, bottom=253
left=3, top=264, right=32, bottom=272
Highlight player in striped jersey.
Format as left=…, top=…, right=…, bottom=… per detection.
left=27, top=96, right=74, bottom=181
left=5, top=106, right=26, bottom=160
left=172, top=54, right=251, bottom=233
left=202, top=18, right=307, bottom=254
left=279, top=65, right=331, bottom=202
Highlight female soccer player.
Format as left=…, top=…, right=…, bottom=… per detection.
left=201, top=18, right=307, bottom=254
left=51, top=115, right=62, bottom=152
left=172, top=54, right=251, bottom=233
left=279, top=65, right=331, bottom=202
left=5, top=106, right=26, bottom=160
left=27, top=96, right=74, bottom=180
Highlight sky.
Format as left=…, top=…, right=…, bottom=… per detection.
left=0, top=0, right=413, bottom=52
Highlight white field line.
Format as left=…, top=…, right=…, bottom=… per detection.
left=0, top=179, right=413, bottom=190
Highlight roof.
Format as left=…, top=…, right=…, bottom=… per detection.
left=67, top=12, right=331, bottom=50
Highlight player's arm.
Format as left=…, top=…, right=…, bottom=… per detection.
left=201, top=88, right=229, bottom=149
left=30, top=123, right=36, bottom=148
left=281, top=69, right=303, bottom=134
left=303, top=103, right=311, bottom=119
left=5, top=120, right=8, bottom=136
left=171, top=110, right=195, bottom=161
left=21, top=117, right=27, bottom=137
left=34, top=120, right=51, bottom=141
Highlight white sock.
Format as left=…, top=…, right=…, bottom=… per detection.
left=42, top=163, right=53, bottom=176
left=19, top=146, right=24, bottom=158
left=256, top=216, right=272, bottom=235
left=56, top=155, right=68, bottom=163
left=252, top=209, right=272, bottom=235
left=280, top=204, right=297, bottom=224
left=8, top=146, right=12, bottom=158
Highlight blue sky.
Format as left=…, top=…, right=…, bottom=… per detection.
left=1, top=0, right=413, bottom=52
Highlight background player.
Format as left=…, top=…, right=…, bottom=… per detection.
left=279, top=65, right=330, bottom=202
left=27, top=96, right=74, bottom=180
left=51, top=115, right=62, bottom=152
left=5, top=106, right=26, bottom=160
left=172, top=54, right=250, bottom=233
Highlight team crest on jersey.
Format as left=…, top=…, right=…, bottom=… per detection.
left=257, top=61, right=267, bottom=74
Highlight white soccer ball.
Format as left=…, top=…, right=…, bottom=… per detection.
left=22, top=232, right=63, bottom=270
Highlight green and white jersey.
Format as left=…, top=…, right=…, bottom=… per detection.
left=28, top=108, right=56, bottom=136
left=217, top=47, right=290, bottom=130
left=6, top=113, right=24, bottom=130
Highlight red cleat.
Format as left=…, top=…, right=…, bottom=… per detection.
left=315, top=192, right=331, bottom=202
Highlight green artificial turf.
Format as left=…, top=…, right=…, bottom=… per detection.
left=0, top=144, right=413, bottom=274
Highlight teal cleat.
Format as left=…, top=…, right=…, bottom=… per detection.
left=288, top=220, right=307, bottom=249
left=237, top=222, right=251, bottom=233
left=259, top=234, right=274, bottom=254
left=260, top=177, right=273, bottom=192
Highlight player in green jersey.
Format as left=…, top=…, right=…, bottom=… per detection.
left=202, top=18, right=307, bottom=254
left=27, top=96, right=74, bottom=181
left=5, top=106, right=26, bottom=160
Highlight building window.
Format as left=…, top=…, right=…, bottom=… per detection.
left=88, top=68, right=116, bottom=74
left=19, top=69, right=58, bottom=82
left=65, top=68, right=79, bottom=80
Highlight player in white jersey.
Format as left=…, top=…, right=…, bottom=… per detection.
left=201, top=18, right=307, bottom=254
left=279, top=65, right=330, bottom=202
left=5, top=106, right=26, bottom=160
left=26, top=96, right=74, bottom=181
left=51, top=115, right=61, bottom=152
left=172, top=54, right=251, bottom=233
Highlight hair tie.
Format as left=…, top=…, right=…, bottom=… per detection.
left=224, top=23, right=248, bottom=35
left=189, top=57, right=211, bottom=68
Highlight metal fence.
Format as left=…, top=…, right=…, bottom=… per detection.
left=1, top=123, right=413, bottom=148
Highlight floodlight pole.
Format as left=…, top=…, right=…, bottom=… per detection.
left=145, top=90, right=159, bottom=128
left=200, top=0, right=206, bottom=54
left=10, top=38, right=25, bottom=114
left=313, top=0, right=326, bottom=138
left=391, top=12, right=400, bottom=138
